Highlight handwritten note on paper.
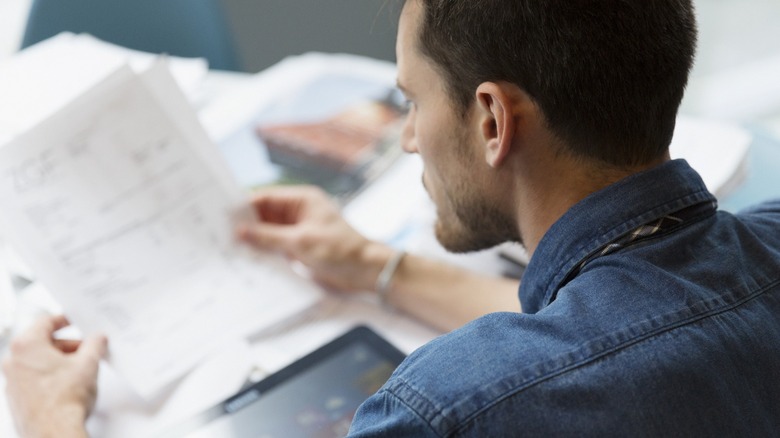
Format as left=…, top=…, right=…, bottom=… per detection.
left=0, top=64, right=322, bottom=398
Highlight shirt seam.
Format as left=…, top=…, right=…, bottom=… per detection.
left=555, top=201, right=717, bottom=294
left=382, top=381, right=447, bottom=437
left=540, top=190, right=715, bottom=307
left=451, top=276, right=780, bottom=435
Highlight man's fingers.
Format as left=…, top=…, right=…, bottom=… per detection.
left=249, top=185, right=331, bottom=224
left=53, top=339, right=82, bottom=353
left=255, top=197, right=301, bottom=225
left=237, top=223, right=298, bottom=252
left=77, top=335, right=108, bottom=365
left=250, top=190, right=308, bottom=224
left=28, top=314, right=70, bottom=339
left=8, top=316, right=70, bottom=359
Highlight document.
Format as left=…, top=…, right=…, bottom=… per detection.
left=0, top=62, right=322, bottom=398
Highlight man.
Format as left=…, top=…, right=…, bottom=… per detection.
left=4, top=0, right=780, bottom=436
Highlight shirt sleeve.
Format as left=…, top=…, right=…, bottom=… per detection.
left=347, top=389, right=441, bottom=437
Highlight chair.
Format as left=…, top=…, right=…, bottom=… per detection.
left=20, top=0, right=242, bottom=71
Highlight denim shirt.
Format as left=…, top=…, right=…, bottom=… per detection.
left=348, top=160, right=780, bottom=437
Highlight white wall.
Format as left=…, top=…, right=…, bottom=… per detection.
left=682, top=0, right=780, bottom=124
left=0, top=0, right=30, bottom=60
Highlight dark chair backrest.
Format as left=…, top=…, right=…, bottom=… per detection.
left=20, top=0, right=241, bottom=71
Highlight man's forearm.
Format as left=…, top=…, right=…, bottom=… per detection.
left=15, top=405, right=89, bottom=438
left=383, top=252, right=521, bottom=332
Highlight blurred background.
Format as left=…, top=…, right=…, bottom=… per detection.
left=1, top=0, right=779, bottom=132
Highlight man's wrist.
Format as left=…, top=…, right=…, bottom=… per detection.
left=359, top=242, right=396, bottom=292
left=23, top=404, right=89, bottom=438
left=375, top=250, right=406, bottom=309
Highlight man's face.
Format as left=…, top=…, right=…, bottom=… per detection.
left=396, top=0, right=516, bottom=253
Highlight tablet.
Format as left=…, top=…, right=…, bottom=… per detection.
left=159, top=326, right=406, bottom=438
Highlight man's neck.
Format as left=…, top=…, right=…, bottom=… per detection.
left=515, top=151, right=671, bottom=257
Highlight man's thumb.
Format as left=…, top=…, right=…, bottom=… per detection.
left=78, top=335, right=108, bottom=364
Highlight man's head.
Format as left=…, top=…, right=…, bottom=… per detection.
left=396, top=0, right=698, bottom=253
left=409, top=0, right=698, bottom=166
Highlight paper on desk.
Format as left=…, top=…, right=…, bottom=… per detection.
left=199, top=52, right=400, bottom=189
left=0, top=32, right=207, bottom=144
left=0, top=62, right=322, bottom=399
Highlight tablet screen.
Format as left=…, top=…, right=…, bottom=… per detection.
left=161, top=326, right=405, bottom=438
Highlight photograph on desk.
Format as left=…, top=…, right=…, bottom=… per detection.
left=204, top=52, right=410, bottom=203
left=245, top=67, right=408, bottom=201
left=256, top=95, right=405, bottom=199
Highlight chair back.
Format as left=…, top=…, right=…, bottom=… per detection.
left=20, top=0, right=241, bottom=71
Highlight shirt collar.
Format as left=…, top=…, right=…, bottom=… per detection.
left=518, top=159, right=717, bottom=314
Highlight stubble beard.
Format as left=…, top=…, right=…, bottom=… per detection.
left=433, top=182, right=520, bottom=253
left=427, top=151, right=521, bottom=253
left=425, top=113, right=521, bottom=253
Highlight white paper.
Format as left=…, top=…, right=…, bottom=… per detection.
left=86, top=339, right=254, bottom=438
left=0, top=63, right=322, bottom=398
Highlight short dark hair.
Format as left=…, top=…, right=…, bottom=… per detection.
left=414, top=0, right=698, bottom=167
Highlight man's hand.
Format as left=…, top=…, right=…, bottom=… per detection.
left=237, top=185, right=393, bottom=292
left=2, top=315, right=106, bottom=438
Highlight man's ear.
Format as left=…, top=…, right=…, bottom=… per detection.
left=475, top=82, right=516, bottom=168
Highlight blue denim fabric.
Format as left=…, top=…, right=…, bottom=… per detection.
left=349, top=160, right=780, bottom=437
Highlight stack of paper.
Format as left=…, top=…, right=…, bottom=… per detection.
left=0, top=37, right=322, bottom=398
